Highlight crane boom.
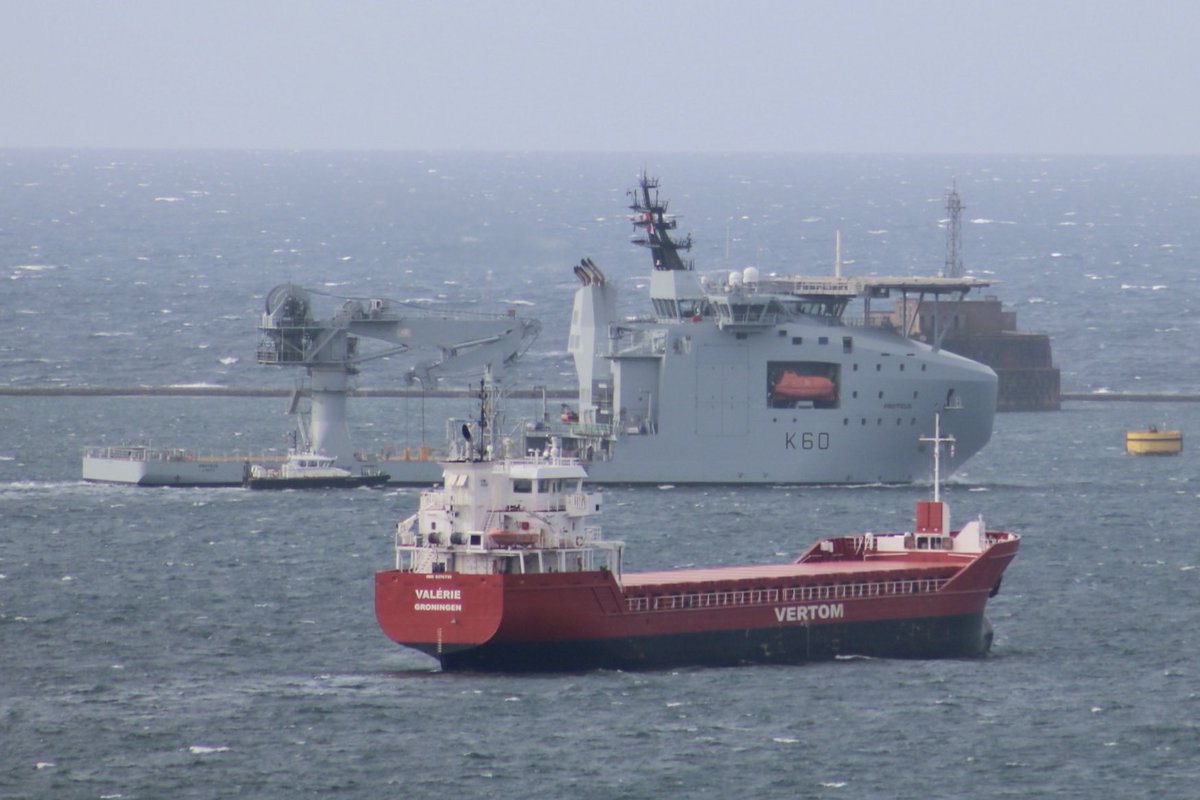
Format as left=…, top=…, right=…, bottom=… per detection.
left=256, top=283, right=540, bottom=466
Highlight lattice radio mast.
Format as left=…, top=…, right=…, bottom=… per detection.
left=944, top=183, right=964, bottom=278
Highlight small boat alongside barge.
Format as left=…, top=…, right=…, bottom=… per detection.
left=246, top=450, right=390, bottom=489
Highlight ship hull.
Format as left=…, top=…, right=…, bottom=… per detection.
left=377, top=460, right=444, bottom=486
left=82, top=452, right=247, bottom=487
left=375, top=537, right=1016, bottom=672
left=531, top=324, right=998, bottom=485
left=432, top=612, right=993, bottom=672
left=579, top=397, right=993, bottom=485
left=246, top=474, right=390, bottom=490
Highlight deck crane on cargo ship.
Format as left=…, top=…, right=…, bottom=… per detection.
left=256, top=283, right=541, bottom=470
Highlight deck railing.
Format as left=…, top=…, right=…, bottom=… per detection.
left=625, top=576, right=950, bottom=613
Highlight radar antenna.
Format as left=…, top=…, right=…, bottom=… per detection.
left=628, top=172, right=693, bottom=271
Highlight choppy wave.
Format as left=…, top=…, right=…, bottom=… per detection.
left=3, top=153, right=1199, bottom=799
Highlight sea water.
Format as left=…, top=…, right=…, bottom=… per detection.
left=2, top=152, right=1198, bottom=798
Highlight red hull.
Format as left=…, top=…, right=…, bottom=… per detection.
left=375, top=537, right=1018, bottom=671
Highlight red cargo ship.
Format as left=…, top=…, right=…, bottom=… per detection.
left=375, top=417, right=1018, bottom=672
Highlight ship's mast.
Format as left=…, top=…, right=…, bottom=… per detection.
left=834, top=229, right=842, bottom=278
left=943, top=183, right=964, bottom=278
left=919, top=412, right=956, bottom=503
left=473, top=368, right=499, bottom=462
left=629, top=173, right=693, bottom=271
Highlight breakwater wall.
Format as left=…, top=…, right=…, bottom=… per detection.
left=1060, top=393, right=1200, bottom=403
left=0, top=387, right=1196, bottom=402
left=0, top=386, right=576, bottom=399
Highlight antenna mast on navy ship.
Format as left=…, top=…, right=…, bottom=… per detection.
left=943, top=183, right=964, bottom=278
left=629, top=173, right=693, bottom=271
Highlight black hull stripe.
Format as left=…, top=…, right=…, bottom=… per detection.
left=246, top=477, right=390, bottom=490
left=426, top=613, right=993, bottom=672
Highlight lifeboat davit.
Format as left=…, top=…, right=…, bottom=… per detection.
left=770, top=371, right=836, bottom=403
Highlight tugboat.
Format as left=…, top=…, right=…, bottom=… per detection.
left=245, top=449, right=390, bottom=489
left=374, top=406, right=1020, bottom=672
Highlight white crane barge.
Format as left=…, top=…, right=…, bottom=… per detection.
left=81, top=285, right=540, bottom=487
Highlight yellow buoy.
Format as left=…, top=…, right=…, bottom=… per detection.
left=1125, top=427, right=1183, bottom=456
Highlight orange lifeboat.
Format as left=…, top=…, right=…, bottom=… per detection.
left=770, top=372, right=836, bottom=403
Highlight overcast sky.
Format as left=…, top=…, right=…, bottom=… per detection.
left=3, top=1, right=1197, bottom=154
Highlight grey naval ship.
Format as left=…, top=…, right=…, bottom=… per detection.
left=522, top=175, right=998, bottom=484
left=83, top=174, right=999, bottom=488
